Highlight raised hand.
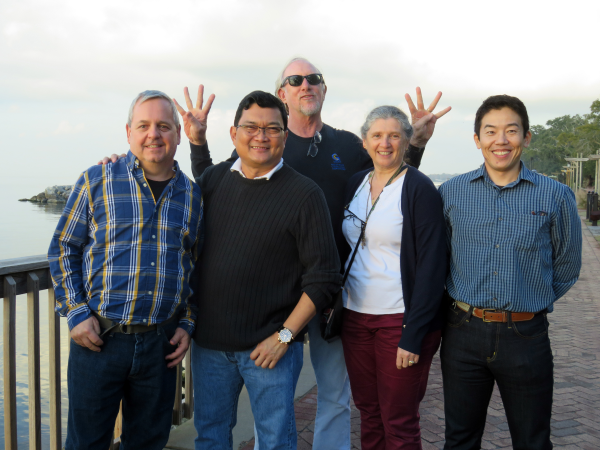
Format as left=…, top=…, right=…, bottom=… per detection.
left=405, top=87, right=451, bottom=148
left=173, top=85, right=215, bottom=146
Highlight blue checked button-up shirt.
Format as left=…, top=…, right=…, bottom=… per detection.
left=439, top=163, right=581, bottom=313
left=48, top=151, right=203, bottom=334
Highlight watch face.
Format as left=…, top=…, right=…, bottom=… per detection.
left=279, top=328, right=293, bottom=343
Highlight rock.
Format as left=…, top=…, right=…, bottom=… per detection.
left=24, top=185, right=73, bottom=203
left=19, top=198, right=29, bottom=202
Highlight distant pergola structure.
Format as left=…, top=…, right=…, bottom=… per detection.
left=565, top=155, right=589, bottom=192
left=588, top=151, right=600, bottom=193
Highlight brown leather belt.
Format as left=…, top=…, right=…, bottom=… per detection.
left=93, top=312, right=176, bottom=336
left=455, top=301, right=536, bottom=323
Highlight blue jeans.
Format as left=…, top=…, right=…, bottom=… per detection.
left=441, top=303, right=554, bottom=450
left=254, top=318, right=351, bottom=450
left=192, top=340, right=303, bottom=450
left=306, top=314, right=352, bottom=450
left=65, top=320, right=179, bottom=450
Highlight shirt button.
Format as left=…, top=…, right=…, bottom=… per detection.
left=148, top=291, right=152, bottom=295
left=495, top=244, right=499, bottom=248
left=152, top=235, right=156, bottom=239
left=493, top=297, right=497, bottom=301
left=151, top=262, right=155, bottom=266
left=143, top=183, right=147, bottom=187
left=493, top=271, right=498, bottom=275
left=143, top=319, right=147, bottom=323
left=498, top=217, right=503, bottom=221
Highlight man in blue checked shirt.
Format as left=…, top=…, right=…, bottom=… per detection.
left=439, top=95, right=582, bottom=450
left=48, top=90, right=203, bottom=450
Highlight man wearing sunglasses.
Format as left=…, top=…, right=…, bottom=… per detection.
left=178, top=57, right=450, bottom=450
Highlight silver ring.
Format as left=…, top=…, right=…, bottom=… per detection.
left=408, top=360, right=415, bottom=365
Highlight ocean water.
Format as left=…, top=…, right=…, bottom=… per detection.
left=0, top=180, right=71, bottom=447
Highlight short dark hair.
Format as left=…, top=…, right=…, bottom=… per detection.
left=234, top=91, right=288, bottom=130
left=474, top=95, right=529, bottom=138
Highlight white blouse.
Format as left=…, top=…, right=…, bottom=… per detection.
left=342, top=172, right=405, bottom=314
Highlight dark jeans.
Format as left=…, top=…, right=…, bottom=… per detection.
left=65, top=320, right=179, bottom=450
left=440, top=303, right=554, bottom=450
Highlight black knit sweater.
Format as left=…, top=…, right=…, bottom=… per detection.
left=191, top=162, right=341, bottom=352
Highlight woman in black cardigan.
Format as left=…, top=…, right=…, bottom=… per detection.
left=340, top=105, right=447, bottom=450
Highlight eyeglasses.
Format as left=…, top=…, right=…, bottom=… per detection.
left=307, top=130, right=322, bottom=157
left=281, top=73, right=325, bottom=88
left=236, top=125, right=285, bottom=137
left=343, top=207, right=366, bottom=232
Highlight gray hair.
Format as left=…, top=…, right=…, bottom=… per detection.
left=127, top=90, right=180, bottom=127
left=360, top=105, right=413, bottom=141
left=274, top=57, right=324, bottom=94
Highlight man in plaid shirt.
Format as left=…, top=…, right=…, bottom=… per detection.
left=48, top=90, right=203, bottom=450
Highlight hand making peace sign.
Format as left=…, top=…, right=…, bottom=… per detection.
left=173, top=85, right=216, bottom=146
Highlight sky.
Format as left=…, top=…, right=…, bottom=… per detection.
left=2, top=0, right=599, bottom=192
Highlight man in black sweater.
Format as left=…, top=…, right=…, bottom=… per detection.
left=184, top=91, right=340, bottom=450
left=178, top=58, right=450, bottom=450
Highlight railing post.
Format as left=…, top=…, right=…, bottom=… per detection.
left=48, top=273, right=62, bottom=450
left=184, top=350, right=194, bottom=419
left=3, top=276, right=18, bottom=450
left=28, top=272, right=42, bottom=450
left=173, top=362, right=183, bottom=425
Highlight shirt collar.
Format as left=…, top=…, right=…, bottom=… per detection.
left=230, top=158, right=284, bottom=180
left=469, top=161, right=537, bottom=187
left=126, top=151, right=182, bottom=182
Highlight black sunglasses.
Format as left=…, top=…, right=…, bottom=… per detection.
left=281, top=73, right=324, bottom=88
left=307, top=130, right=322, bottom=157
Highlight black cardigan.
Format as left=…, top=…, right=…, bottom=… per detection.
left=342, top=166, right=448, bottom=354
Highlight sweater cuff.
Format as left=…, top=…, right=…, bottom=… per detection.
left=302, top=285, right=333, bottom=312
left=398, top=322, right=429, bottom=355
left=190, top=141, right=210, bottom=157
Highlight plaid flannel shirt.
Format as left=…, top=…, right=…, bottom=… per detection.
left=48, top=151, right=203, bottom=334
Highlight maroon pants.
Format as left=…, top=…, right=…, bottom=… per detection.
left=341, top=308, right=441, bottom=450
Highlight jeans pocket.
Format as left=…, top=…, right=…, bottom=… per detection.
left=512, top=314, right=548, bottom=339
left=446, top=304, right=470, bottom=328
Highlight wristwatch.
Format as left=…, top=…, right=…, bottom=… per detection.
left=277, top=326, right=294, bottom=345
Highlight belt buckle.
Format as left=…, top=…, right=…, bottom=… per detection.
left=481, top=309, right=496, bottom=323
left=119, top=324, right=133, bottom=334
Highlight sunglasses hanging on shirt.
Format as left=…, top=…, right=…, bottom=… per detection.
left=307, top=130, right=322, bottom=157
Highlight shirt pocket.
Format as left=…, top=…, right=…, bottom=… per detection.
left=506, top=213, right=550, bottom=252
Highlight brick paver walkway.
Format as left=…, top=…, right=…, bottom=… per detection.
left=240, top=218, right=600, bottom=449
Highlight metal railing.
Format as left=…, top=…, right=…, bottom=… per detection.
left=1, top=255, right=194, bottom=450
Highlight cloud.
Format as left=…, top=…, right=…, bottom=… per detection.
left=53, top=120, right=84, bottom=135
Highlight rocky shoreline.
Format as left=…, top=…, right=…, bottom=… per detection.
left=19, top=185, right=73, bottom=204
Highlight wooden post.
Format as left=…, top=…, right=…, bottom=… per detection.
left=3, top=276, right=18, bottom=450
left=48, top=273, right=62, bottom=450
left=110, top=401, right=123, bottom=450
left=28, top=272, right=42, bottom=450
left=173, top=362, right=183, bottom=425
left=184, top=351, right=194, bottom=419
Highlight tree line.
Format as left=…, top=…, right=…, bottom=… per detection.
left=523, top=99, right=600, bottom=184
